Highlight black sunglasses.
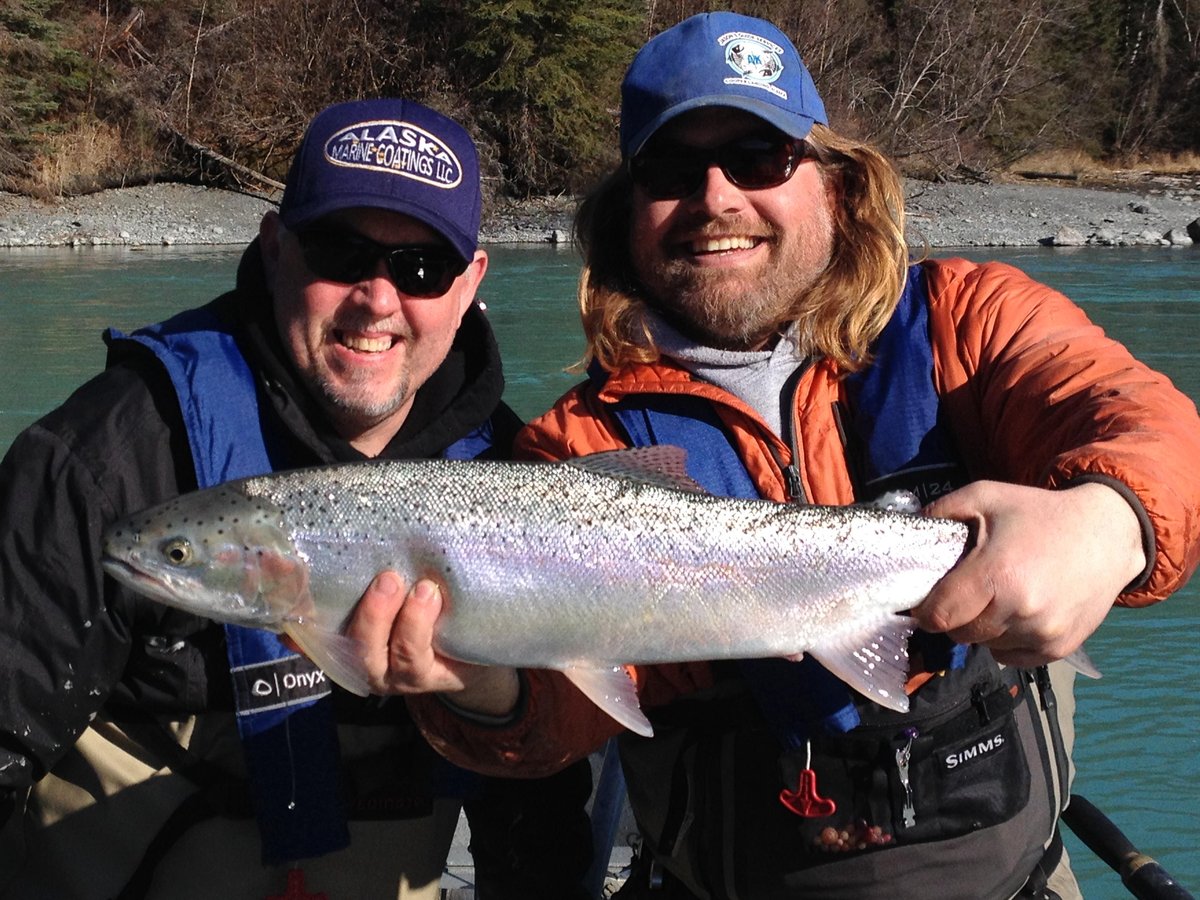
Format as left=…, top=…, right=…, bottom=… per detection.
left=628, top=134, right=813, bottom=201
left=294, top=227, right=468, bottom=298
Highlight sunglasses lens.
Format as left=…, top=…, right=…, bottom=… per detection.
left=296, top=229, right=465, bottom=297
left=724, top=138, right=799, bottom=189
left=386, top=249, right=465, bottom=298
left=297, top=230, right=376, bottom=283
left=629, top=156, right=706, bottom=200
left=630, top=136, right=804, bottom=200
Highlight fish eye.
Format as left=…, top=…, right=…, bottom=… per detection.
left=160, top=537, right=195, bottom=567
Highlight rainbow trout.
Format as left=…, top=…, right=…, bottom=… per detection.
left=101, top=447, right=975, bottom=736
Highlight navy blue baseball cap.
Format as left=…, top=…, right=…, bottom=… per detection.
left=278, top=98, right=481, bottom=264
left=620, top=12, right=828, bottom=158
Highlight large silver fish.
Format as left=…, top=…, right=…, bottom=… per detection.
left=101, top=448, right=984, bottom=736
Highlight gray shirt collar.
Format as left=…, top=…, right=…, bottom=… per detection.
left=647, top=311, right=807, bottom=439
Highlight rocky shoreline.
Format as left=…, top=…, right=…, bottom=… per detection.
left=0, top=175, right=1198, bottom=249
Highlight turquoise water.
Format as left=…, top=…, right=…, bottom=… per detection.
left=1, top=242, right=1197, bottom=895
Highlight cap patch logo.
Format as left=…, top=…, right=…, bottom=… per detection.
left=719, top=31, right=788, bottom=99
left=324, top=119, right=463, bottom=189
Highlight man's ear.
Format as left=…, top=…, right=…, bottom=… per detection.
left=258, top=210, right=283, bottom=284
left=455, top=249, right=489, bottom=320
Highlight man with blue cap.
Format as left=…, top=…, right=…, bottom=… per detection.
left=361, top=11, right=1200, bottom=900
left=0, top=97, right=593, bottom=899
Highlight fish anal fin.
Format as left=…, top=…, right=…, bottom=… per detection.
left=567, top=447, right=704, bottom=494
left=283, top=621, right=371, bottom=697
left=561, top=664, right=653, bottom=737
left=807, top=615, right=916, bottom=713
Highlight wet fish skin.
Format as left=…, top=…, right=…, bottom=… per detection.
left=101, top=448, right=972, bottom=736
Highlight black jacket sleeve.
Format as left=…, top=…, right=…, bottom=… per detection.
left=0, top=355, right=203, bottom=824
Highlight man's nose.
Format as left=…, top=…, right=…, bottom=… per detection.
left=689, top=164, right=747, bottom=215
left=357, top=259, right=404, bottom=314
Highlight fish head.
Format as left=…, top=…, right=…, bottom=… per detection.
left=100, top=484, right=308, bottom=628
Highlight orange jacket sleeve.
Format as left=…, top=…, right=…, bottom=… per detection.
left=925, top=257, right=1200, bottom=606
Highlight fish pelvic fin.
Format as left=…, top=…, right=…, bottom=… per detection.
left=1061, top=646, right=1102, bottom=679
left=282, top=621, right=371, bottom=697
left=561, top=664, right=653, bottom=737
left=807, top=615, right=916, bottom=714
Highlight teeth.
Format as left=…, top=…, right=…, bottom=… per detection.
left=690, top=236, right=757, bottom=253
left=341, top=333, right=392, bottom=353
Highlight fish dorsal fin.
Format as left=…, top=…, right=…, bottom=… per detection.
left=566, top=447, right=704, bottom=494
left=862, top=489, right=923, bottom=514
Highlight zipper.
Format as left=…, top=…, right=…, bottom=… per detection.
left=782, top=463, right=804, bottom=503
left=778, top=358, right=815, bottom=503
left=895, top=727, right=918, bottom=828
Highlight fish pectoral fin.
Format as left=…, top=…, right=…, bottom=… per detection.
left=282, top=622, right=371, bottom=697
left=1061, top=646, right=1102, bottom=679
left=561, top=664, right=653, bottom=738
left=807, top=615, right=916, bottom=714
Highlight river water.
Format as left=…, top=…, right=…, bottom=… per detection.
left=0, top=242, right=1197, bottom=895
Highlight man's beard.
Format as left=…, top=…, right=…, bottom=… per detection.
left=315, top=367, right=411, bottom=425
left=632, top=215, right=834, bottom=351
left=645, top=263, right=798, bottom=350
left=308, top=314, right=414, bottom=429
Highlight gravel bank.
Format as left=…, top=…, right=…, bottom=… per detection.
left=904, top=175, right=1199, bottom=248
left=0, top=177, right=1197, bottom=249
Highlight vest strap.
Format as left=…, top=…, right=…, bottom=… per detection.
left=109, top=307, right=350, bottom=864
left=844, top=265, right=969, bottom=506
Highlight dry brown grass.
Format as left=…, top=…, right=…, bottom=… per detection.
left=1008, top=148, right=1200, bottom=183
left=24, top=118, right=162, bottom=199
left=30, top=120, right=124, bottom=198
left=1008, top=149, right=1105, bottom=180
left=1134, top=150, right=1200, bottom=174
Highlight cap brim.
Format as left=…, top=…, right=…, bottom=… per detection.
left=625, top=95, right=818, bottom=157
left=281, top=194, right=477, bottom=264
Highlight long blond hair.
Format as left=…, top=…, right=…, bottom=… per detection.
left=576, top=124, right=909, bottom=373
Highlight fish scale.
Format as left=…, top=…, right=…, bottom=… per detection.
left=101, top=447, right=970, bottom=736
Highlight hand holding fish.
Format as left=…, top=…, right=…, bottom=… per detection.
left=347, top=571, right=521, bottom=716
left=916, top=480, right=1146, bottom=669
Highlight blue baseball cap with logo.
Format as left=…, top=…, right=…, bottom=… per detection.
left=278, top=98, right=481, bottom=264
left=620, top=12, right=828, bottom=158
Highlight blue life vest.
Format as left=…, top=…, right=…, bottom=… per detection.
left=107, top=303, right=493, bottom=864
left=604, top=264, right=969, bottom=745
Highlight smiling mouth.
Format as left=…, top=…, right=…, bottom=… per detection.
left=337, top=331, right=395, bottom=353
left=687, top=235, right=761, bottom=254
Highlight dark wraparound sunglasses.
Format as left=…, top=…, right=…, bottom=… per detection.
left=294, top=227, right=468, bottom=298
left=628, top=134, right=813, bottom=200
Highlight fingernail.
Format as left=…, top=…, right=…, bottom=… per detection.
left=413, top=580, right=440, bottom=604
left=377, top=571, right=402, bottom=596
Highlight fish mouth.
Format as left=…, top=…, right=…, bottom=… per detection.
left=100, top=556, right=183, bottom=607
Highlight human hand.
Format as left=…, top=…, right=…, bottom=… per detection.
left=914, top=480, right=1146, bottom=668
left=344, top=571, right=521, bottom=715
